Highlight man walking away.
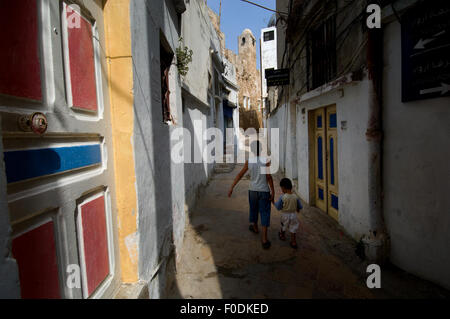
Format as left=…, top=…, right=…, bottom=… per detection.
left=228, top=140, right=275, bottom=249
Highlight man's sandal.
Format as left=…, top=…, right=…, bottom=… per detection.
left=249, top=225, right=259, bottom=234
left=262, top=240, right=271, bottom=250
left=290, top=242, right=298, bottom=249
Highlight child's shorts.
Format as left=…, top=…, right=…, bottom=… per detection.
left=280, top=212, right=299, bottom=233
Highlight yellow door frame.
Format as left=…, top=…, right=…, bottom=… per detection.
left=326, top=106, right=338, bottom=220
left=309, top=104, right=339, bottom=221
left=313, top=108, right=327, bottom=212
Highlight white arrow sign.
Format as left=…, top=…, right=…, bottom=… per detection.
left=414, top=38, right=436, bottom=49
left=414, top=31, right=446, bottom=50
left=419, top=83, right=450, bottom=95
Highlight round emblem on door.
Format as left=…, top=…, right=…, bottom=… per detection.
left=30, top=112, right=48, bottom=135
left=18, top=112, right=48, bottom=135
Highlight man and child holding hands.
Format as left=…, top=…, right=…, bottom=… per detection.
left=228, top=141, right=302, bottom=250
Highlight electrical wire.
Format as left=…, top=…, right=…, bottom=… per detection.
left=240, top=0, right=289, bottom=16
left=285, top=0, right=359, bottom=70
left=391, top=1, right=402, bottom=24
left=271, top=0, right=370, bottom=111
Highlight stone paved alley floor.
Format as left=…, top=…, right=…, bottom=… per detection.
left=167, top=164, right=450, bottom=299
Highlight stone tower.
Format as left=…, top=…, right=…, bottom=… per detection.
left=238, top=29, right=257, bottom=68
left=224, top=29, right=263, bottom=130
left=236, top=29, right=260, bottom=112
left=223, top=29, right=260, bottom=130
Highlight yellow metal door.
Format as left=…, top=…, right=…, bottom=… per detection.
left=313, top=108, right=327, bottom=212
left=326, top=106, right=339, bottom=220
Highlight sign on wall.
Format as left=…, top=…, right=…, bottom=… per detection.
left=265, top=68, right=290, bottom=86
left=401, top=1, right=450, bottom=102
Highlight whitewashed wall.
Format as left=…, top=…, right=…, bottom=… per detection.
left=382, top=20, right=450, bottom=290
left=131, top=0, right=186, bottom=298
left=268, top=103, right=287, bottom=174
left=182, top=0, right=222, bottom=105
left=295, top=80, right=372, bottom=239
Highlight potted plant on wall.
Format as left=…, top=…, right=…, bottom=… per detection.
left=176, top=37, right=193, bottom=77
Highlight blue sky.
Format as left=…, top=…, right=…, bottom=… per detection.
left=207, top=0, right=276, bottom=69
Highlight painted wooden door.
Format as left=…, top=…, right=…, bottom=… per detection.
left=312, top=106, right=339, bottom=220
left=313, top=108, right=327, bottom=212
left=326, top=106, right=339, bottom=220
left=0, top=0, right=120, bottom=298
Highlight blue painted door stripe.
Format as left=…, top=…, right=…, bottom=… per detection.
left=331, top=194, right=339, bottom=210
left=4, top=144, right=102, bottom=183
left=330, top=137, right=335, bottom=185
left=329, top=113, right=337, bottom=128
left=318, top=136, right=323, bottom=180
left=318, top=187, right=324, bottom=200
left=317, top=115, right=322, bottom=128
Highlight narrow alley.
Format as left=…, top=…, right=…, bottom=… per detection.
left=167, top=163, right=449, bottom=299
left=0, top=0, right=449, bottom=303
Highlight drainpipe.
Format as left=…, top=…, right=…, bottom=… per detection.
left=363, top=17, right=390, bottom=264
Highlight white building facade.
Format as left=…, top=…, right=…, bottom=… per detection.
left=260, top=26, right=278, bottom=112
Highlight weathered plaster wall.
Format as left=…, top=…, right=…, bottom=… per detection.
left=182, top=0, right=221, bottom=105
left=0, top=120, right=20, bottom=298
left=223, top=58, right=237, bottom=87
left=276, top=0, right=289, bottom=70
left=183, top=97, right=214, bottom=208
left=214, top=95, right=225, bottom=144
left=207, top=7, right=225, bottom=55
left=282, top=0, right=367, bottom=98
left=295, top=80, right=372, bottom=239
left=268, top=102, right=296, bottom=180
left=267, top=104, right=287, bottom=173
left=181, top=0, right=236, bottom=227
left=383, top=21, right=450, bottom=289
left=233, top=107, right=240, bottom=147
left=129, top=0, right=227, bottom=296
left=284, top=102, right=297, bottom=180
left=130, top=0, right=185, bottom=297
left=223, top=57, right=240, bottom=148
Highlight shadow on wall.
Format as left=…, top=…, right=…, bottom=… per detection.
left=129, top=0, right=182, bottom=299
left=182, top=99, right=212, bottom=209
left=165, top=97, right=214, bottom=298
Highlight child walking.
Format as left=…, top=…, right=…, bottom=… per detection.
left=273, top=178, right=302, bottom=249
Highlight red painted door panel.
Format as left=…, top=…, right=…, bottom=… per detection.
left=0, top=0, right=42, bottom=101
left=2, top=1, right=119, bottom=300
left=80, top=195, right=109, bottom=296
left=66, top=8, right=98, bottom=111
left=12, top=221, right=61, bottom=299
